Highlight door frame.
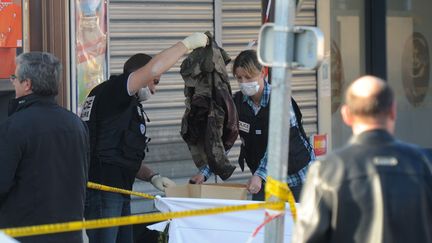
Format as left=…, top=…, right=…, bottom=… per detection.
left=317, top=0, right=387, bottom=153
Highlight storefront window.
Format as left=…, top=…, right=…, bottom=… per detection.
left=330, top=0, right=366, bottom=148
left=0, top=0, right=22, bottom=83
left=73, top=0, right=108, bottom=114
left=387, top=0, right=432, bottom=147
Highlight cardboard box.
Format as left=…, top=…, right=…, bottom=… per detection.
left=165, top=183, right=247, bottom=200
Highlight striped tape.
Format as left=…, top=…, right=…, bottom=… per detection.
left=87, top=182, right=155, bottom=199
left=265, top=176, right=297, bottom=221
left=1, top=201, right=284, bottom=238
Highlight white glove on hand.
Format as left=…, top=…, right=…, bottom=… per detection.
left=151, top=174, right=176, bottom=192
left=181, top=32, right=208, bottom=51
left=137, top=86, right=152, bottom=103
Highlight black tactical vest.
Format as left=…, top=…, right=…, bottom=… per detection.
left=233, top=92, right=311, bottom=175
left=81, top=78, right=149, bottom=173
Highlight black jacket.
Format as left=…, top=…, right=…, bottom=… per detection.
left=294, top=129, right=432, bottom=243
left=0, top=94, right=90, bottom=243
left=83, top=75, right=149, bottom=174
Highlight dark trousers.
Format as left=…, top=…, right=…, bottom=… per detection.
left=84, top=189, right=133, bottom=243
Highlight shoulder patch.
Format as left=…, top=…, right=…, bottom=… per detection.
left=80, top=96, right=96, bottom=121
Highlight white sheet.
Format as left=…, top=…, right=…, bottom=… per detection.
left=149, top=197, right=295, bottom=243
left=0, top=232, right=19, bottom=243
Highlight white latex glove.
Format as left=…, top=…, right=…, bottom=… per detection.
left=151, top=175, right=176, bottom=192
left=181, top=32, right=208, bottom=51
left=137, top=86, right=152, bottom=103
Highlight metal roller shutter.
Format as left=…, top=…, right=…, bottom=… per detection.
left=293, top=1, right=318, bottom=136
left=220, top=0, right=318, bottom=183
left=219, top=0, right=261, bottom=182
left=221, top=0, right=317, bottom=136
left=109, top=0, right=215, bottom=213
left=108, top=0, right=317, bottom=213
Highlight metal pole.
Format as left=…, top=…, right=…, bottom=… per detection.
left=264, top=0, right=296, bottom=242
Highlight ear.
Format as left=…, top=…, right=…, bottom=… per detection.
left=261, top=68, right=267, bottom=79
left=389, top=101, right=397, bottom=121
left=341, top=105, right=353, bottom=127
left=23, top=79, right=32, bottom=92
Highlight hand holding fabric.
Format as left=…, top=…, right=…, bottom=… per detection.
left=151, top=175, right=176, bottom=192
left=181, top=32, right=208, bottom=51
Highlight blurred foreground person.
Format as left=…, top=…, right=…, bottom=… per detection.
left=294, top=75, right=432, bottom=243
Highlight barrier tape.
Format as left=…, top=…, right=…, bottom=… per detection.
left=265, top=176, right=297, bottom=221
left=1, top=201, right=284, bottom=238
left=87, top=182, right=155, bottom=200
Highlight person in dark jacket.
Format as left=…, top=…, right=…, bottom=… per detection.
left=190, top=50, right=315, bottom=201
left=0, top=52, right=90, bottom=243
left=293, top=75, right=432, bottom=243
left=82, top=32, right=208, bottom=243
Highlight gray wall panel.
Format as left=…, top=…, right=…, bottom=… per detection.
left=109, top=0, right=317, bottom=214
left=109, top=0, right=217, bottom=213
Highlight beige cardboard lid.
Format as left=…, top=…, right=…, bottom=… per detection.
left=165, top=183, right=247, bottom=200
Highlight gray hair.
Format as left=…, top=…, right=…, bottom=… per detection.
left=16, top=52, right=62, bottom=96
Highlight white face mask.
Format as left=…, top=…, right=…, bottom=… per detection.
left=239, top=81, right=259, bottom=96
left=137, top=86, right=152, bottom=102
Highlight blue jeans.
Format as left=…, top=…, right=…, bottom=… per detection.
left=84, top=189, right=133, bottom=243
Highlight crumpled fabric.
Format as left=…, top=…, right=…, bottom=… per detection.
left=180, top=32, right=238, bottom=180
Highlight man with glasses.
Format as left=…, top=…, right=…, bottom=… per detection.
left=0, top=52, right=89, bottom=243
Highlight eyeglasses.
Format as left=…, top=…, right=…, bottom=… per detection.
left=9, top=75, right=17, bottom=83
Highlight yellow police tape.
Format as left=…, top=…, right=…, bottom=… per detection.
left=265, top=176, right=297, bottom=221
left=87, top=182, right=155, bottom=200
left=1, top=201, right=284, bottom=238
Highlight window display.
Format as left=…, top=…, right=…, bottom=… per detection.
left=74, top=0, right=108, bottom=113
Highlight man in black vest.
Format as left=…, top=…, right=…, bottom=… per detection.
left=82, top=33, right=208, bottom=243
left=293, top=76, right=432, bottom=243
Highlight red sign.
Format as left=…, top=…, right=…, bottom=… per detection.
left=0, top=1, right=22, bottom=79
left=313, top=134, right=327, bottom=156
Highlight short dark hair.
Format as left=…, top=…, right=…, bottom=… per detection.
left=345, top=77, right=394, bottom=117
left=123, top=53, right=152, bottom=75
left=16, top=52, right=61, bottom=96
left=232, top=49, right=262, bottom=77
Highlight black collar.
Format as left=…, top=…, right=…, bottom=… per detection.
left=349, top=129, right=395, bottom=146
left=8, top=94, right=56, bottom=116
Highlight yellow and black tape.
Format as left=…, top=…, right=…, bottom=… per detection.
left=87, top=182, right=155, bottom=200
left=265, top=176, right=297, bottom=221
left=1, top=201, right=284, bottom=238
